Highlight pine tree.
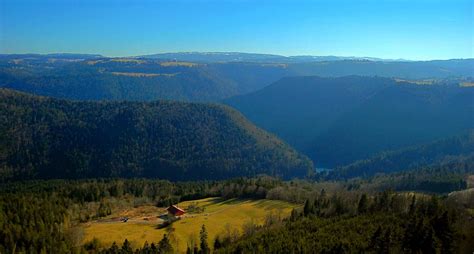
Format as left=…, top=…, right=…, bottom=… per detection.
left=150, top=243, right=158, bottom=252
left=381, top=228, right=391, bottom=253
left=320, top=188, right=326, bottom=198
left=158, top=234, right=174, bottom=253
left=357, top=194, right=368, bottom=214
left=370, top=226, right=382, bottom=252
left=290, top=208, right=299, bottom=221
left=199, top=225, right=210, bottom=254
left=109, top=242, right=120, bottom=253
left=427, top=195, right=440, bottom=216
left=214, top=237, right=222, bottom=250
left=303, top=199, right=314, bottom=216
left=121, top=239, right=133, bottom=253
left=142, top=241, right=150, bottom=251
left=408, top=195, right=416, bottom=215
left=420, top=224, right=438, bottom=254
left=434, top=211, right=454, bottom=254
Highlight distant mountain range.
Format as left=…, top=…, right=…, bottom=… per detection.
left=0, top=89, right=313, bottom=181
left=0, top=52, right=414, bottom=63
left=1, top=54, right=472, bottom=102
left=138, top=52, right=412, bottom=63
left=0, top=53, right=103, bottom=60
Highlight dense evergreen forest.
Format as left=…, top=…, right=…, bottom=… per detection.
left=226, top=76, right=474, bottom=168
left=330, top=131, right=474, bottom=179
left=0, top=89, right=312, bottom=181
left=339, top=154, right=474, bottom=194
left=1, top=176, right=472, bottom=253
left=215, top=192, right=471, bottom=253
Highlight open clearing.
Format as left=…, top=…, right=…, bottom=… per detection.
left=82, top=197, right=298, bottom=252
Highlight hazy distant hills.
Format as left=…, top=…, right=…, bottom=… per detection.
left=140, top=52, right=285, bottom=63
left=0, top=89, right=312, bottom=181
left=139, top=52, right=407, bottom=63
left=0, top=53, right=103, bottom=61
left=287, top=59, right=474, bottom=79
left=0, top=57, right=240, bottom=101
left=0, top=53, right=472, bottom=102
left=225, top=76, right=474, bottom=168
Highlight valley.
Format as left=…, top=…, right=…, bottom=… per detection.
left=1, top=54, right=473, bottom=253
left=2, top=0, right=474, bottom=252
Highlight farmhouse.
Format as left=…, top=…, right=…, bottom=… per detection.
left=167, top=205, right=185, bottom=217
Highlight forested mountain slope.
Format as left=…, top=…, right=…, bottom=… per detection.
left=226, top=76, right=474, bottom=167
left=312, top=83, right=474, bottom=166
left=356, top=153, right=474, bottom=193
left=225, top=76, right=394, bottom=149
left=0, top=89, right=312, bottom=181
left=288, top=59, right=474, bottom=79
left=0, top=58, right=241, bottom=102
left=330, top=131, right=474, bottom=179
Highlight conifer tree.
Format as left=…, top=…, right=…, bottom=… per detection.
left=199, top=225, right=210, bottom=254
left=158, top=234, right=174, bottom=253
left=357, top=194, right=368, bottom=214
left=214, top=237, right=222, bottom=250
left=121, top=239, right=132, bottom=253
left=303, top=199, right=314, bottom=216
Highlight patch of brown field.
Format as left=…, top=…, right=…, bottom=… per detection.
left=12, top=59, right=24, bottom=64
left=86, top=60, right=104, bottom=65
left=160, top=61, right=198, bottom=67
left=110, top=58, right=146, bottom=64
left=460, top=82, right=474, bottom=87
left=260, top=63, right=288, bottom=68
left=110, top=72, right=178, bottom=77
left=47, top=58, right=82, bottom=63
left=395, top=78, right=435, bottom=85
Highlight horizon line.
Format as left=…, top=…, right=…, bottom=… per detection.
left=1, top=51, right=474, bottom=62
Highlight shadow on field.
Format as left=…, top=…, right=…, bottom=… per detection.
left=208, top=198, right=289, bottom=210
left=251, top=199, right=291, bottom=210
left=206, top=197, right=248, bottom=206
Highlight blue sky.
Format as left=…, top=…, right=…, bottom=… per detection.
left=0, top=0, right=472, bottom=60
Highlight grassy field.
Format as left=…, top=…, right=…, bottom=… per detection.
left=82, top=197, right=299, bottom=252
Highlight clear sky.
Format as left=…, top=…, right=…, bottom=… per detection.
left=0, top=0, right=472, bottom=60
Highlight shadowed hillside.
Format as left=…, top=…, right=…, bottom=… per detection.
left=226, top=76, right=474, bottom=167
left=330, top=131, right=474, bottom=179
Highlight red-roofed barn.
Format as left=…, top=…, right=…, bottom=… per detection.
left=167, top=205, right=185, bottom=217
